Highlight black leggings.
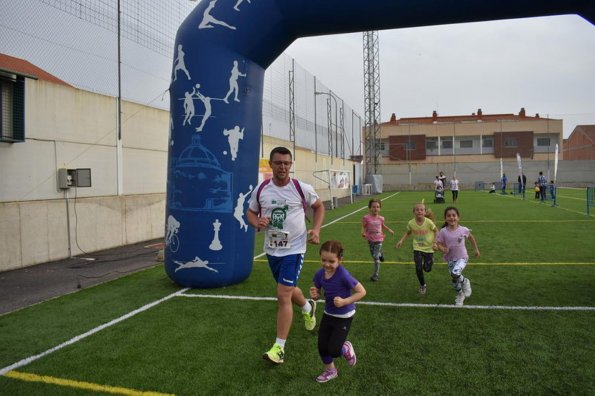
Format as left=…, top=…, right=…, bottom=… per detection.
left=413, top=250, right=433, bottom=286
left=318, top=313, right=354, bottom=364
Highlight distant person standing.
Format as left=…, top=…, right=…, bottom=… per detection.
left=518, top=173, right=527, bottom=194
left=534, top=182, right=540, bottom=199
left=538, top=171, right=547, bottom=201
left=450, top=176, right=460, bottom=204
left=433, top=176, right=443, bottom=191
left=501, top=173, right=508, bottom=194
left=549, top=180, right=557, bottom=205
left=438, top=171, right=447, bottom=189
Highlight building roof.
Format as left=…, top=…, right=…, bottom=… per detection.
left=384, top=108, right=557, bottom=125
left=0, top=53, right=71, bottom=87
left=570, top=125, right=595, bottom=143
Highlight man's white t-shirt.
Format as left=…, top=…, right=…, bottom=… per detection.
left=248, top=178, right=319, bottom=256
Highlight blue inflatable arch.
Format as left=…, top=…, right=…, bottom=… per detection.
left=165, top=0, right=594, bottom=288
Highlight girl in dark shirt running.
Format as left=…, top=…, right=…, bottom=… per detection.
left=310, top=240, right=366, bottom=383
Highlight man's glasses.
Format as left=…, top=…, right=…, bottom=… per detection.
left=271, top=161, right=292, bottom=167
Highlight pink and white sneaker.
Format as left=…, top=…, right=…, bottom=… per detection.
left=316, top=368, right=338, bottom=383
left=342, top=341, right=357, bottom=367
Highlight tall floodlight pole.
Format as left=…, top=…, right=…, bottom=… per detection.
left=363, top=31, right=381, bottom=176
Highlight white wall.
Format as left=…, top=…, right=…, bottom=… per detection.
left=0, top=194, right=166, bottom=271
left=0, top=80, right=169, bottom=203
left=0, top=78, right=170, bottom=271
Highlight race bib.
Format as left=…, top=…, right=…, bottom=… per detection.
left=267, top=230, right=291, bottom=249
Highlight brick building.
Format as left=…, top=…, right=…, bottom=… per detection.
left=377, top=108, right=563, bottom=164
left=563, top=125, right=595, bottom=160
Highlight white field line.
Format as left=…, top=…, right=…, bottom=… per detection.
left=522, top=197, right=593, bottom=217
left=253, top=192, right=400, bottom=259
left=177, top=292, right=595, bottom=311
left=253, top=259, right=595, bottom=266
left=494, top=190, right=594, bottom=217
left=358, top=301, right=595, bottom=311
left=0, top=288, right=189, bottom=376
left=556, top=194, right=585, bottom=201
left=179, top=293, right=277, bottom=302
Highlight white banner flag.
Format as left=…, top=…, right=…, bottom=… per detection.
left=516, top=152, right=523, bottom=188
left=500, top=157, right=503, bottom=179
left=554, top=144, right=559, bottom=183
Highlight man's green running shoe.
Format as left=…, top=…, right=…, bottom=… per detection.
left=263, top=343, right=284, bottom=364
left=303, top=299, right=317, bottom=331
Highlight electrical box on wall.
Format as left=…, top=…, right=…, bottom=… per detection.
left=58, top=168, right=92, bottom=189
left=58, top=168, right=75, bottom=189
left=75, top=168, right=92, bottom=187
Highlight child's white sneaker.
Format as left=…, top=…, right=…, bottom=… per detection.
left=455, top=291, right=465, bottom=306
left=462, top=278, right=472, bottom=297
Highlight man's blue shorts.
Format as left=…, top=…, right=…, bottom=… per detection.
left=267, top=253, right=305, bottom=287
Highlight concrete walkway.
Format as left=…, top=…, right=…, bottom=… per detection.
left=0, top=239, right=163, bottom=315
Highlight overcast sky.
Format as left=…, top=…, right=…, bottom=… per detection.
left=285, top=14, right=595, bottom=138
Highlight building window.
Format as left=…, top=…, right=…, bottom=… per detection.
left=426, top=139, right=437, bottom=150
left=537, top=137, right=551, bottom=147
left=375, top=141, right=390, bottom=156
left=482, top=137, right=493, bottom=148
left=504, top=138, right=518, bottom=148
left=0, top=75, right=25, bottom=142
left=441, top=138, right=453, bottom=149
left=460, top=140, right=473, bottom=148
left=406, top=141, right=416, bottom=150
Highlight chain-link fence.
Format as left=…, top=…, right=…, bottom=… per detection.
left=1, top=0, right=363, bottom=160
left=382, top=159, right=595, bottom=191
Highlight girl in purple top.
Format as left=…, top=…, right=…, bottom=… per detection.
left=361, top=199, right=394, bottom=281
left=309, top=240, right=366, bottom=383
left=435, top=207, right=480, bottom=306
